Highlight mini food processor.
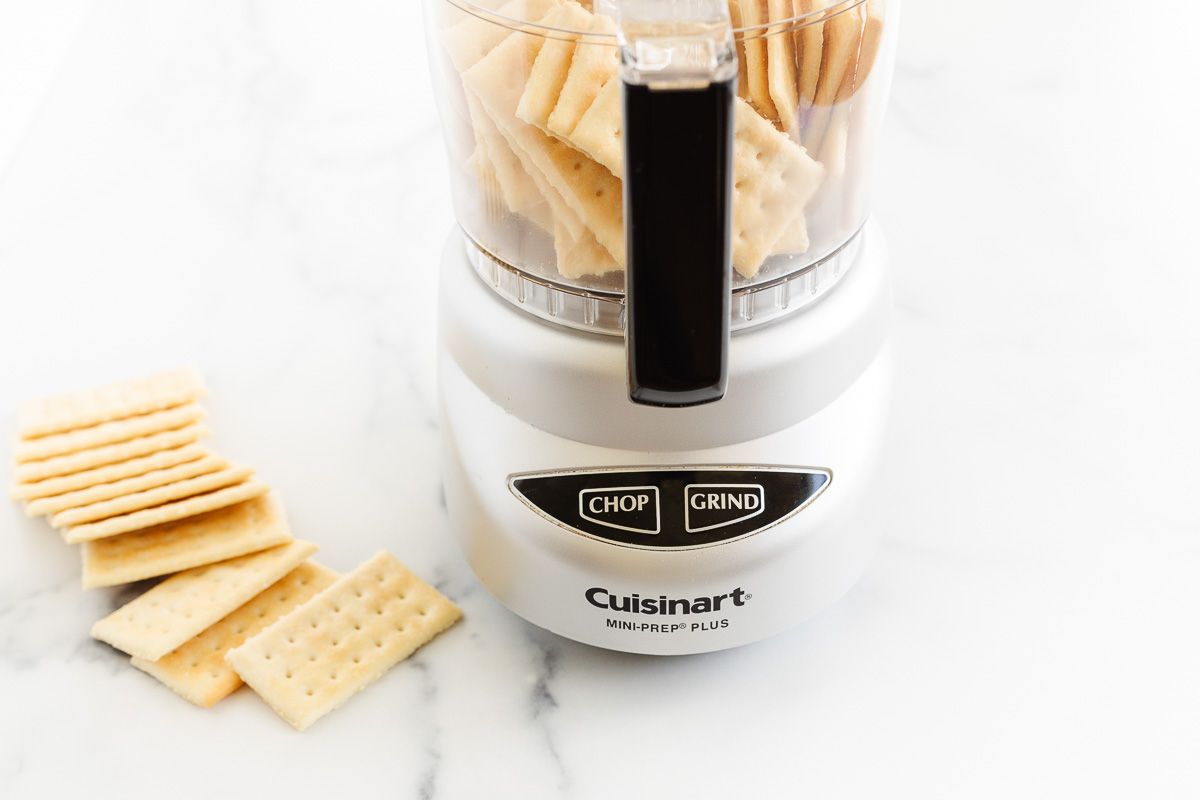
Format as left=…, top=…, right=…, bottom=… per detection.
left=425, top=0, right=898, bottom=654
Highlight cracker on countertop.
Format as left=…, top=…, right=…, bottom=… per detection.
left=13, top=403, right=207, bottom=463
left=14, top=424, right=209, bottom=484
left=65, top=480, right=269, bottom=543
left=25, top=453, right=228, bottom=517
left=51, top=465, right=255, bottom=529
left=226, top=551, right=462, bottom=730
left=17, top=367, right=206, bottom=439
left=81, top=492, right=292, bottom=589
left=10, top=444, right=209, bottom=501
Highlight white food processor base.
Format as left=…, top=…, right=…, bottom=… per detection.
left=438, top=223, right=892, bottom=655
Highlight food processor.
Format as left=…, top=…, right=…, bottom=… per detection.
left=424, top=0, right=898, bottom=654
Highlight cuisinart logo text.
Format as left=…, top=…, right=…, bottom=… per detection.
left=585, top=587, right=749, bottom=615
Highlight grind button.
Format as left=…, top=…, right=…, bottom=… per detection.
left=578, top=486, right=660, bottom=535
left=684, top=484, right=766, bottom=533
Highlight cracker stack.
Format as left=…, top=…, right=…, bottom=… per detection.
left=445, top=0, right=886, bottom=280
left=10, top=368, right=278, bottom=584
left=11, top=369, right=462, bottom=728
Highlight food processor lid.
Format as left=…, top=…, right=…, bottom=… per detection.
left=444, top=0, right=865, bottom=39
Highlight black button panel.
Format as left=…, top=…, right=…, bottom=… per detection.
left=509, top=466, right=830, bottom=549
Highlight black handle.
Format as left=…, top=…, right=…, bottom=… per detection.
left=622, top=74, right=736, bottom=408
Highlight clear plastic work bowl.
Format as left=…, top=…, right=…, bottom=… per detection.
left=424, top=0, right=897, bottom=332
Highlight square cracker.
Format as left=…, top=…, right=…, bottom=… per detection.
left=544, top=13, right=616, bottom=139
left=65, top=479, right=269, bottom=543
left=52, top=465, right=255, bottom=529
left=25, top=453, right=228, bottom=517
left=731, top=97, right=824, bottom=277
left=13, top=403, right=207, bottom=463
left=17, top=367, right=206, bottom=439
left=81, top=492, right=292, bottom=589
left=92, top=540, right=318, bottom=661
left=766, top=0, right=801, bottom=134
left=11, top=444, right=209, bottom=501
left=132, top=561, right=339, bottom=708
left=14, top=423, right=208, bottom=484
left=516, top=2, right=593, bottom=131
left=465, top=30, right=624, bottom=266
left=226, top=551, right=462, bottom=731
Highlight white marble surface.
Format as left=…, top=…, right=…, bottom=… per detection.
left=2, top=1, right=1199, bottom=797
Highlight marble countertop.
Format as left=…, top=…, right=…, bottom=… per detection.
left=2, top=1, right=1198, bottom=797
